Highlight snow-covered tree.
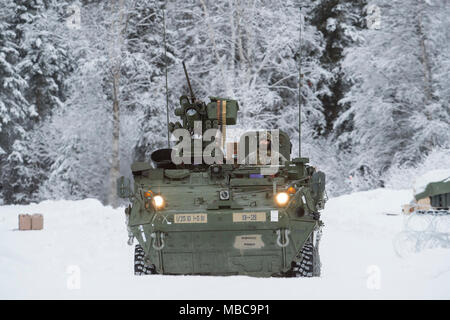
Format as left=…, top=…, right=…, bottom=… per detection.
left=33, top=1, right=115, bottom=203
left=309, top=0, right=367, bottom=135
left=1, top=0, right=449, bottom=203
left=37, top=103, right=112, bottom=201
left=0, top=0, right=31, bottom=156
left=0, top=0, right=34, bottom=202
left=0, top=0, right=75, bottom=203
left=158, top=0, right=333, bottom=159
left=335, top=0, right=450, bottom=190
left=126, top=0, right=173, bottom=161
left=17, top=0, right=73, bottom=121
left=35, top=1, right=167, bottom=204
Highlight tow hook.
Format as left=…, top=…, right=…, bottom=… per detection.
left=151, top=232, right=165, bottom=250
left=276, top=229, right=291, bottom=248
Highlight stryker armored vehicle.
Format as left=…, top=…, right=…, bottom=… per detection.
left=396, top=171, right=449, bottom=258
left=402, top=170, right=450, bottom=215
left=117, top=63, right=326, bottom=277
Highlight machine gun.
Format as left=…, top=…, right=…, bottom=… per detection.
left=169, top=62, right=239, bottom=136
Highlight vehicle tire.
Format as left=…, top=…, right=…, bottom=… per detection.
left=134, top=244, right=157, bottom=275
left=290, top=234, right=321, bottom=277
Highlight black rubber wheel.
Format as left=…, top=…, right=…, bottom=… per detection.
left=289, top=234, right=321, bottom=277
left=134, top=244, right=157, bottom=275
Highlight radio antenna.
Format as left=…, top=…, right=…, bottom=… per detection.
left=182, top=61, right=196, bottom=103
left=298, top=7, right=303, bottom=158
left=163, top=1, right=170, bottom=148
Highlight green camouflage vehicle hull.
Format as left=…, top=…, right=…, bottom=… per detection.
left=121, top=161, right=325, bottom=277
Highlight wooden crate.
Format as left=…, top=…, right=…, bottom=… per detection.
left=31, top=214, right=44, bottom=230
left=18, top=214, right=32, bottom=230
left=18, top=214, right=44, bottom=230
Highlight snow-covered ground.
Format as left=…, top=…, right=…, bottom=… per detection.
left=1, top=189, right=449, bottom=299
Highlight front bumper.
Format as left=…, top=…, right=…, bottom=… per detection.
left=130, top=209, right=318, bottom=277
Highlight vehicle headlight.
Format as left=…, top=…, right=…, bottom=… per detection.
left=153, top=195, right=165, bottom=209
left=275, top=192, right=289, bottom=206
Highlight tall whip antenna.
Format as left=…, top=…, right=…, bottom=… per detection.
left=182, top=61, right=196, bottom=103
left=163, top=1, right=170, bottom=148
left=298, top=7, right=303, bottom=158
